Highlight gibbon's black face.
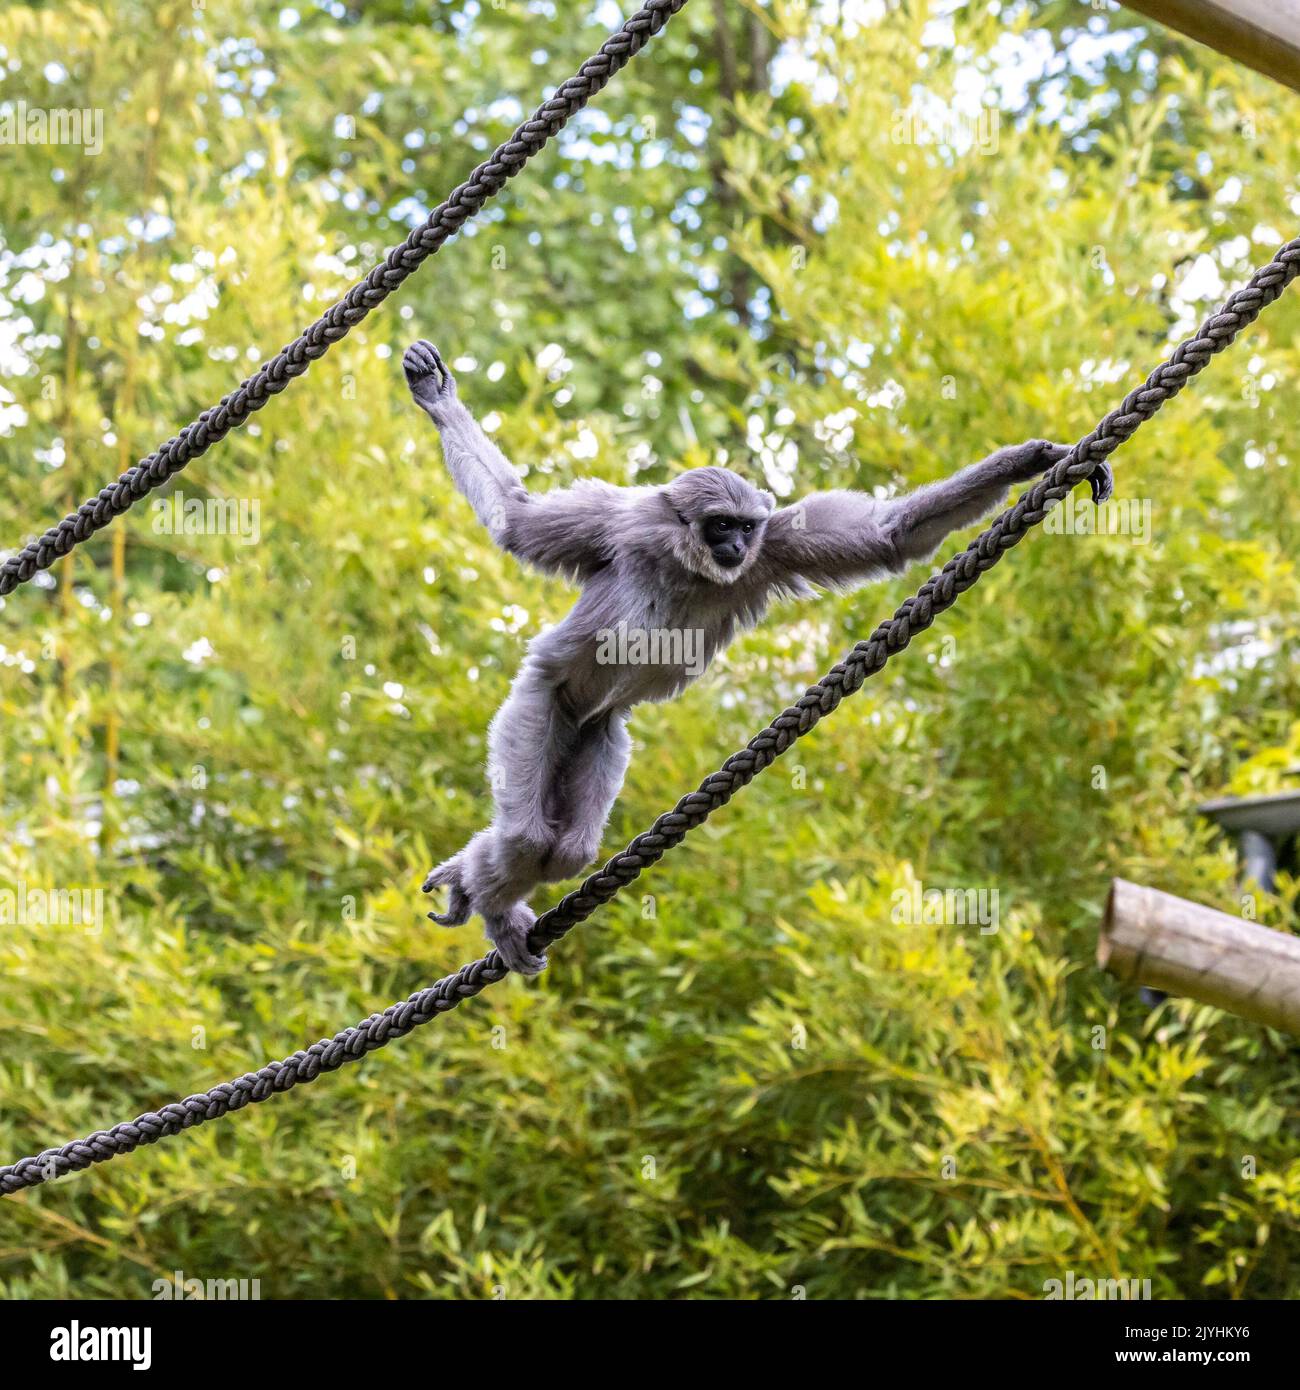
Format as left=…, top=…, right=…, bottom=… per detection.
left=701, top=513, right=762, bottom=569
left=663, top=465, right=776, bottom=585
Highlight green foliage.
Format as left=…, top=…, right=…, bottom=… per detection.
left=0, top=0, right=1297, bottom=1299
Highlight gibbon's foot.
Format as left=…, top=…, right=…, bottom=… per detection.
left=403, top=339, right=456, bottom=412
left=423, top=858, right=472, bottom=927
left=484, top=903, right=547, bottom=976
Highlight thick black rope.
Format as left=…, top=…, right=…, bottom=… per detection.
left=4, top=236, right=1296, bottom=1195
left=0, top=0, right=688, bottom=597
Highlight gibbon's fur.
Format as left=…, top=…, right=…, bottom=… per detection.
left=404, top=339, right=1110, bottom=972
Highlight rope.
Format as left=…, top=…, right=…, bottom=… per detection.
left=0, top=0, right=689, bottom=597
left=4, top=235, right=1296, bottom=1195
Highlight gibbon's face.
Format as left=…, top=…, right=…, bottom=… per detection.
left=700, top=511, right=763, bottom=572
left=665, top=466, right=776, bottom=586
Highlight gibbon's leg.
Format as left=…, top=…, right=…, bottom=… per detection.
left=473, top=709, right=631, bottom=975
left=424, top=668, right=556, bottom=911
left=424, top=698, right=632, bottom=974
left=541, top=709, right=633, bottom=881
left=425, top=668, right=579, bottom=975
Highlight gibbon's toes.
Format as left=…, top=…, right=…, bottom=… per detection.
left=423, top=862, right=472, bottom=926
left=427, top=883, right=472, bottom=926
left=1088, top=460, right=1115, bottom=505
left=485, top=907, right=547, bottom=976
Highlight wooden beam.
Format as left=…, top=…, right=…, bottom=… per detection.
left=1098, top=878, right=1300, bottom=1034
left=1122, top=0, right=1300, bottom=94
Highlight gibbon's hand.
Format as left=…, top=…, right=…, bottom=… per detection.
left=403, top=339, right=457, bottom=413
left=1008, top=438, right=1114, bottom=506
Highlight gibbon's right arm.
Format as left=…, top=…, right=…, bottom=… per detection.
left=404, top=340, right=618, bottom=582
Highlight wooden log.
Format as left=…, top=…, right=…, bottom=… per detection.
left=1098, top=878, right=1300, bottom=1034
left=1121, top=0, right=1300, bottom=94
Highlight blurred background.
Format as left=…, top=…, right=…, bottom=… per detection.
left=0, top=0, right=1297, bottom=1299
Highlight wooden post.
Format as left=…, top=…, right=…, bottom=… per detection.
left=1121, top=0, right=1300, bottom=94
left=1098, top=878, right=1300, bottom=1035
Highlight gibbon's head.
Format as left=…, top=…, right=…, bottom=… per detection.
left=665, top=466, right=776, bottom=585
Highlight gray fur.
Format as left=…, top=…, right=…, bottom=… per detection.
left=403, top=340, right=1112, bottom=973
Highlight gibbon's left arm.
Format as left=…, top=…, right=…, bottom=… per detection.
left=760, top=440, right=1112, bottom=590
left=404, top=340, right=618, bottom=581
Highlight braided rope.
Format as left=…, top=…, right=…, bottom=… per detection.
left=4, top=235, right=1296, bottom=1195
left=0, top=0, right=689, bottom=597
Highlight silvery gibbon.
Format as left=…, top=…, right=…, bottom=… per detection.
left=404, top=340, right=1111, bottom=973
